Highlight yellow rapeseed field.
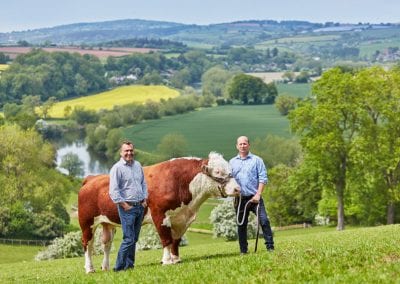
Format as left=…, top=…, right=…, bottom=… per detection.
left=0, top=64, right=9, bottom=71
left=47, top=85, right=180, bottom=118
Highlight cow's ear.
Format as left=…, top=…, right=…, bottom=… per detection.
left=202, top=165, right=209, bottom=174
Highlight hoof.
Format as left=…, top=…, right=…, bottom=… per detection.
left=161, top=259, right=173, bottom=265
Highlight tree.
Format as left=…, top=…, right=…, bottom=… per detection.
left=201, top=66, right=234, bottom=97
left=289, top=67, right=359, bottom=230
left=70, top=106, right=99, bottom=125
left=60, top=152, right=84, bottom=177
left=156, top=133, right=188, bottom=159
left=350, top=66, right=400, bottom=224
left=228, top=73, right=269, bottom=104
left=0, top=125, right=74, bottom=238
left=0, top=52, right=10, bottom=64
left=39, top=96, right=57, bottom=119
left=275, top=94, right=298, bottom=116
left=251, top=134, right=302, bottom=168
left=265, top=164, right=321, bottom=226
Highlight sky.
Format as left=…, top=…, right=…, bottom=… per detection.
left=1, top=0, right=399, bottom=33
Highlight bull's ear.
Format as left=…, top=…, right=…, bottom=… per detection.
left=202, top=165, right=209, bottom=174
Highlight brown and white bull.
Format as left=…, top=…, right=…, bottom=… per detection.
left=78, top=152, right=240, bottom=273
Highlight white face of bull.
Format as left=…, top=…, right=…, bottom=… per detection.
left=201, top=152, right=240, bottom=197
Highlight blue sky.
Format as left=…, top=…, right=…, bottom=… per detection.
left=1, top=0, right=399, bottom=33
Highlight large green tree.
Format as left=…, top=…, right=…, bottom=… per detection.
left=0, top=125, right=76, bottom=238
left=350, top=67, right=400, bottom=224
left=289, top=67, right=359, bottom=230
left=228, top=73, right=276, bottom=104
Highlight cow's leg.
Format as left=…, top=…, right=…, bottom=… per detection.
left=85, top=238, right=95, bottom=273
left=101, top=224, right=115, bottom=271
left=161, top=244, right=173, bottom=265
left=171, top=238, right=181, bottom=264
left=152, top=214, right=174, bottom=265
left=82, top=226, right=95, bottom=273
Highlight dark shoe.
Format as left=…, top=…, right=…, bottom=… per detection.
left=267, top=247, right=274, bottom=252
left=240, top=251, right=248, bottom=255
left=113, top=268, right=122, bottom=272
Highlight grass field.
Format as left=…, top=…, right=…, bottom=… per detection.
left=277, top=83, right=312, bottom=98
left=47, top=85, right=180, bottom=118
left=1, top=225, right=399, bottom=283
left=124, top=104, right=293, bottom=158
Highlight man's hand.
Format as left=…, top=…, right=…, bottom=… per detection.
left=251, top=193, right=261, bottom=203
left=141, top=199, right=148, bottom=208
left=120, top=202, right=132, bottom=211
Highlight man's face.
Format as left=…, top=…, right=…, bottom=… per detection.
left=120, top=143, right=134, bottom=163
left=236, top=137, right=250, bottom=156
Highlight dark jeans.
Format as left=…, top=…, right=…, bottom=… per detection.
left=236, top=196, right=274, bottom=253
left=114, top=203, right=144, bottom=271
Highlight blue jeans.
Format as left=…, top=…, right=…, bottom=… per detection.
left=114, top=204, right=144, bottom=271
left=236, top=196, right=274, bottom=253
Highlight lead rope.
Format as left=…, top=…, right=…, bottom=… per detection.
left=236, top=195, right=260, bottom=252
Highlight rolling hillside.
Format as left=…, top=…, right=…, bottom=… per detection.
left=124, top=104, right=292, bottom=158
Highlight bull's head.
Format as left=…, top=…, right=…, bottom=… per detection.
left=201, top=152, right=240, bottom=197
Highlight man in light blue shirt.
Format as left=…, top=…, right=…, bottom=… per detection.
left=230, top=136, right=274, bottom=254
left=109, top=140, right=147, bottom=271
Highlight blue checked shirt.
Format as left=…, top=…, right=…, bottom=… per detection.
left=109, top=158, right=148, bottom=203
left=229, top=152, right=268, bottom=197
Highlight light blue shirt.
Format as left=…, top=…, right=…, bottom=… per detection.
left=229, top=152, right=268, bottom=197
left=109, top=158, right=148, bottom=203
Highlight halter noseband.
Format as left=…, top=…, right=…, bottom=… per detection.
left=205, top=173, right=233, bottom=198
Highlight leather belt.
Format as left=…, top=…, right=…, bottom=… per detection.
left=126, top=200, right=143, bottom=206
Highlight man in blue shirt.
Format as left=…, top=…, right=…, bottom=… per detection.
left=229, top=136, right=274, bottom=254
left=109, top=140, right=148, bottom=271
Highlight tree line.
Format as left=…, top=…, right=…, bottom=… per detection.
left=266, top=65, right=400, bottom=229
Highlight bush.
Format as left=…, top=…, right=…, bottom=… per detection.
left=32, top=212, right=66, bottom=239
left=210, top=200, right=257, bottom=241
left=35, top=231, right=83, bottom=260
left=35, top=229, right=107, bottom=261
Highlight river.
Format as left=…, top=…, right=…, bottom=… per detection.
left=55, top=137, right=111, bottom=177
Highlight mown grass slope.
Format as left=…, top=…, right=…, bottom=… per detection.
left=1, top=225, right=399, bottom=283
left=47, top=85, right=180, bottom=118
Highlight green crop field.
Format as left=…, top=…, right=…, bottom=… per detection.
left=277, top=83, right=312, bottom=98
left=1, top=225, right=399, bottom=283
left=124, top=104, right=293, bottom=158
left=47, top=85, right=180, bottom=118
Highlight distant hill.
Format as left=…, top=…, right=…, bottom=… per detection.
left=1, top=18, right=397, bottom=47
left=0, top=19, right=188, bottom=45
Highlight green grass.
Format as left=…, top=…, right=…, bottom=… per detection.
left=124, top=104, right=292, bottom=158
left=191, top=199, right=223, bottom=230
left=277, top=83, right=312, bottom=98
left=0, top=244, right=43, bottom=264
left=1, top=225, right=399, bottom=283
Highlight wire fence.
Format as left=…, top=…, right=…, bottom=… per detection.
left=0, top=238, right=51, bottom=246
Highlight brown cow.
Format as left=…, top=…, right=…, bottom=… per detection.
left=78, top=152, right=240, bottom=273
